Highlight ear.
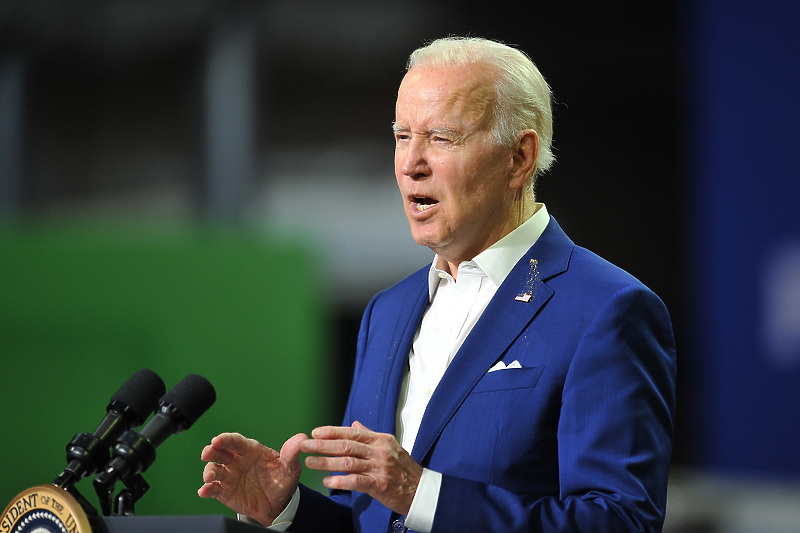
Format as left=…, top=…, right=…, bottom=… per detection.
left=508, top=130, right=539, bottom=190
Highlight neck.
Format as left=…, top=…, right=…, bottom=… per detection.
left=517, top=187, right=537, bottom=224
left=437, top=194, right=535, bottom=281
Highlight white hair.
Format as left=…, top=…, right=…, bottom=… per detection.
left=407, top=37, right=555, bottom=181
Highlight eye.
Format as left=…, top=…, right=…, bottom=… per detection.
left=431, top=129, right=459, bottom=145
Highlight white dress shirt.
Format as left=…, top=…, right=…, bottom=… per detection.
left=255, top=205, right=550, bottom=531
left=401, top=204, right=549, bottom=531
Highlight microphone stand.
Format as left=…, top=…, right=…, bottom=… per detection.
left=94, top=472, right=150, bottom=517
left=113, top=474, right=150, bottom=517
left=53, top=469, right=100, bottom=518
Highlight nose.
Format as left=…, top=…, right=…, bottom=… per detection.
left=398, top=138, right=431, bottom=180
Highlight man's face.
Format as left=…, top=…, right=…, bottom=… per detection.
left=394, top=64, right=520, bottom=267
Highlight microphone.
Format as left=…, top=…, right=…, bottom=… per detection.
left=93, top=374, right=216, bottom=492
left=53, top=369, right=166, bottom=489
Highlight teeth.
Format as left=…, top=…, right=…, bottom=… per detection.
left=413, top=197, right=437, bottom=212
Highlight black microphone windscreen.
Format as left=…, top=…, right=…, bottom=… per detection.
left=161, top=373, right=216, bottom=430
left=110, top=369, right=167, bottom=426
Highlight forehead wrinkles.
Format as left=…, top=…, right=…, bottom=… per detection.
left=397, top=65, right=497, bottom=132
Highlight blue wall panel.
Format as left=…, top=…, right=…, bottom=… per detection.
left=689, top=0, right=800, bottom=476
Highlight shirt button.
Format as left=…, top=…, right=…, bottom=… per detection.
left=391, top=519, right=407, bottom=533
left=425, top=388, right=434, bottom=398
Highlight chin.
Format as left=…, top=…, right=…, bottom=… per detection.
left=410, top=233, right=438, bottom=251
left=408, top=223, right=450, bottom=252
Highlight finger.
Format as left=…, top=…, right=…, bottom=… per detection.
left=210, top=432, right=258, bottom=455
left=214, top=432, right=283, bottom=466
left=349, top=421, right=377, bottom=442
left=301, top=437, right=371, bottom=458
left=305, top=455, right=369, bottom=474
left=198, top=481, right=221, bottom=499
left=311, top=422, right=378, bottom=444
left=202, top=461, right=227, bottom=484
left=322, top=472, right=374, bottom=492
left=310, top=424, right=376, bottom=443
left=200, top=444, right=238, bottom=464
left=309, top=425, right=348, bottom=439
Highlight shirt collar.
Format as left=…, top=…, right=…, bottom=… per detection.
left=426, top=203, right=550, bottom=300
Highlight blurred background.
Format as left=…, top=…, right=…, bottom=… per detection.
left=1, top=1, right=799, bottom=531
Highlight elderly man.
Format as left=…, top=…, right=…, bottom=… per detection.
left=199, top=36, right=676, bottom=532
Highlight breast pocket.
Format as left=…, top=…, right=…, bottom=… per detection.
left=471, top=365, right=545, bottom=394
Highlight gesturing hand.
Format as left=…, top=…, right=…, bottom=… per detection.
left=198, top=432, right=306, bottom=527
left=301, top=421, right=422, bottom=515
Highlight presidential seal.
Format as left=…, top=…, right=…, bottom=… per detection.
left=1, top=485, right=91, bottom=533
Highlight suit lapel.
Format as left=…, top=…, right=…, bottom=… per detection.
left=410, top=217, right=574, bottom=462
left=376, top=272, right=430, bottom=435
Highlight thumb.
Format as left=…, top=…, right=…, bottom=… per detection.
left=280, top=432, right=308, bottom=463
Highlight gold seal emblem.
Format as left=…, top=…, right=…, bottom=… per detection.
left=1, top=485, right=91, bottom=533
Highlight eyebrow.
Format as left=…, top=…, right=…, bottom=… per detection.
left=391, top=123, right=462, bottom=138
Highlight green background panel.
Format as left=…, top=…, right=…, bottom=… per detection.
left=0, top=222, right=333, bottom=517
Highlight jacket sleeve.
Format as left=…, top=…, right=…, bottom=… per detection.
left=286, top=484, right=355, bottom=532
left=431, top=284, right=677, bottom=532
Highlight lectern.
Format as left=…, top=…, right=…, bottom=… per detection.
left=99, top=516, right=265, bottom=533
left=1, top=485, right=266, bottom=533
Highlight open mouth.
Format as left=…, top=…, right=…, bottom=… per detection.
left=412, top=196, right=439, bottom=212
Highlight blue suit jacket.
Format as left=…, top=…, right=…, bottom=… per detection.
left=290, top=217, right=677, bottom=532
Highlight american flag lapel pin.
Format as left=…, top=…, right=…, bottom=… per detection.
left=515, top=259, right=539, bottom=303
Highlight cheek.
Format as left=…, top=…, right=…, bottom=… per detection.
left=394, top=153, right=403, bottom=180
left=451, top=163, right=494, bottom=202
